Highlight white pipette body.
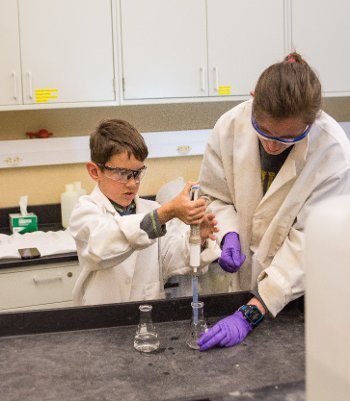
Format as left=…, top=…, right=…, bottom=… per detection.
left=189, top=184, right=201, bottom=274
left=189, top=184, right=201, bottom=324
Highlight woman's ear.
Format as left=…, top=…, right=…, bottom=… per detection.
left=86, top=162, right=100, bottom=181
left=250, top=90, right=255, bottom=97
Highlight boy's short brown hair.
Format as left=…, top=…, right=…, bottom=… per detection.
left=90, top=119, right=148, bottom=164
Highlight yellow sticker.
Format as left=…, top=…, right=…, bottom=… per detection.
left=218, top=85, right=231, bottom=96
left=35, top=88, right=58, bottom=103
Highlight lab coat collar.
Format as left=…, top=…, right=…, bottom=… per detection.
left=232, top=100, right=310, bottom=225
left=91, top=185, right=115, bottom=214
left=91, top=185, right=150, bottom=215
left=233, top=102, right=263, bottom=219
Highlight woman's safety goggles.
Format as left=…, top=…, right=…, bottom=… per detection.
left=97, top=164, right=147, bottom=183
left=251, top=116, right=311, bottom=144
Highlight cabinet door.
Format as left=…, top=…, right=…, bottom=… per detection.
left=291, top=0, right=350, bottom=94
left=120, top=0, right=208, bottom=100
left=0, top=262, right=79, bottom=311
left=207, top=0, right=286, bottom=96
left=0, top=0, right=22, bottom=105
left=18, top=0, right=115, bottom=105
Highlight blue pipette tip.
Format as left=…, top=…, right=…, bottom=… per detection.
left=192, top=276, right=199, bottom=324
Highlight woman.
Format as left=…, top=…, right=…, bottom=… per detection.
left=198, top=52, right=350, bottom=351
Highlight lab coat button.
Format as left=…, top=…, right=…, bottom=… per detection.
left=126, top=278, right=131, bottom=285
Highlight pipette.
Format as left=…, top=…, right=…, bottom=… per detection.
left=189, top=184, right=201, bottom=324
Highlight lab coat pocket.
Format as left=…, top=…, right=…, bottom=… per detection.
left=144, top=281, right=165, bottom=300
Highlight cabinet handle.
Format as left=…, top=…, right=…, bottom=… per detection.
left=200, top=67, right=206, bottom=92
left=213, top=67, right=219, bottom=92
left=27, top=72, right=33, bottom=99
left=12, top=72, right=18, bottom=100
left=33, top=273, right=63, bottom=284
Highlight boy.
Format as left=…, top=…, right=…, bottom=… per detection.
left=69, top=119, right=220, bottom=306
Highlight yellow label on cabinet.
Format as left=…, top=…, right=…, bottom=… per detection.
left=35, top=88, right=58, bottom=103
left=218, top=85, right=231, bottom=96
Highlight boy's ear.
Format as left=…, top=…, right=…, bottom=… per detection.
left=86, top=162, right=100, bottom=181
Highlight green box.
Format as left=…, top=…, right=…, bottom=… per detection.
left=9, top=213, right=38, bottom=234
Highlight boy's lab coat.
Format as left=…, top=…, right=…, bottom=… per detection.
left=69, top=186, right=220, bottom=306
left=200, top=100, right=350, bottom=316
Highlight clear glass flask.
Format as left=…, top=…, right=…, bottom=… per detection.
left=186, top=301, right=208, bottom=350
left=134, top=304, right=160, bottom=353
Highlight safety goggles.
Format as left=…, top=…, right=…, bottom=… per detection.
left=251, top=116, right=311, bottom=144
left=97, top=164, right=147, bottom=183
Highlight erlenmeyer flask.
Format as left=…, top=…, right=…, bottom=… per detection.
left=186, top=301, right=208, bottom=350
left=134, top=304, right=160, bottom=353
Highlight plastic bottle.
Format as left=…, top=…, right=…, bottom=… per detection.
left=61, top=183, right=79, bottom=228
left=73, top=181, right=87, bottom=197
left=156, top=176, right=185, bottom=205
left=305, top=195, right=350, bottom=401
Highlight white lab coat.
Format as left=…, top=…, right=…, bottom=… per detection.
left=69, top=185, right=220, bottom=306
left=199, top=100, right=350, bottom=316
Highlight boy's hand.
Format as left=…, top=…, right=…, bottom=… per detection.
left=157, top=181, right=206, bottom=225
left=200, top=213, right=219, bottom=243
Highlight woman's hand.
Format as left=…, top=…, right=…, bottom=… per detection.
left=218, top=232, right=246, bottom=272
left=198, top=311, right=253, bottom=351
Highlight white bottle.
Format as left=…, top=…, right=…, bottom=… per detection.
left=305, top=195, right=350, bottom=401
left=73, top=181, right=87, bottom=197
left=61, top=183, right=79, bottom=228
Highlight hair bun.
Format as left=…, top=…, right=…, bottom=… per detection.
left=284, top=52, right=304, bottom=64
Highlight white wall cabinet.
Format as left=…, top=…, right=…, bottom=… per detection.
left=1, top=0, right=349, bottom=111
left=120, top=0, right=208, bottom=100
left=0, top=261, right=80, bottom=312
left=120, top=0, right=286, bottom=101
left=0, top=0, right=22, bottom=106
left=207, top=0, right=285, bottom=96
left=0, top=0, right=116, bottom=110
left=291, top=0, right=350, bottom=95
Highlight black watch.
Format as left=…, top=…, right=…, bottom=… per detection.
left=238, top=304, right=264, bottom=328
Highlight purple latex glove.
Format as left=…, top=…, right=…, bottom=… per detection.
left=197, top=311, right=252, bottom=351
left=218, top=232, right=246, bottom=272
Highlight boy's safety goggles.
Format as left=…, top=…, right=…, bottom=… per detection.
left=251, top=116, right=312, bottom=144
left=97, top=164, right=147, bottom=183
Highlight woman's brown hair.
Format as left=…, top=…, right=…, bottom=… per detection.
left=253, top=52, right=322, bottom=124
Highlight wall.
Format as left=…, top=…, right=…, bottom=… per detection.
left=0, top=101, right=238, bottom=208
left=1, top=97, right=350, bottom=208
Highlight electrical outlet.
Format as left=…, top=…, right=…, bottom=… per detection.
left=176, top=145, right=191, bottom=156
left=3, top=155, right=23, bottom=166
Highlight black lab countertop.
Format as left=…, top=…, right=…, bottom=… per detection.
left=0, top=293, right=305, bottom=401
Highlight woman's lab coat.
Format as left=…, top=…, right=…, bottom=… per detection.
left=69, top=186, right=220, bottom=306
left=200, top=100, right=350, bottom=316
